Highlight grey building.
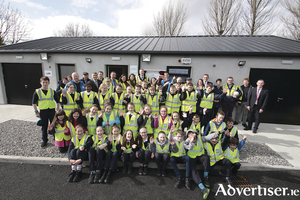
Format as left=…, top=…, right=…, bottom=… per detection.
left=0, top=35, right=299, bottom=124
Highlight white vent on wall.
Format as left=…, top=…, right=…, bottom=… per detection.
left=282, top=60, right=293, bottom=65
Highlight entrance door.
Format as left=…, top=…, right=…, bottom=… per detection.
left=2, top=63, right=43, bottom=105
left=249, top=68, right=300, bottom=125
left=106, top=65, right=128, bottom=80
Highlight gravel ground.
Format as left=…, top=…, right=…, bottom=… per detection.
left=0, top=119, right=293, bottom=166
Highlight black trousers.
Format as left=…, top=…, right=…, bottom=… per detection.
left=104, top=151, right=119, bottom=170
left=40, top=109, right=55, bottom=143
left=138, top=149, right=151, bottom=165
left=89, top=148, right=106, bottom=171
left=199, top=108, right=213, bottom=130
left=154, top=153, right=170, bottom=171
left=212, top=158, right=231, bottom=177
left=247, top=105, right=260, bottom=130
left=121, top=152, right=136, bottom=165
left=70, top=149, right=87, bottom=164
left=190, top=154, right=210, bottom=185
left=222, top=101, right=235, bottom=118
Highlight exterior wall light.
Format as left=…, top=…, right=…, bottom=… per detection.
left=142, top=54, right=151, bottom=62
left=86, top=58, right=92, bottom=63
left=40, top=53, right=49, bottom=61
left=238, top=61, right=246, bottom=67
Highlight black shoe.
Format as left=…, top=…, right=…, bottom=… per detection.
left=174, top=178, right=182, bottom=188
left=252, top=129, right=257, bottom=133
left=67, top=170, right=76, bottom=182
left=202, top=188, right=210, bottom=200
left=41, top=141, right=47, bottom=147
left=156, top=169, right=162, bottom=176
left=226, top=178, right=233, bottom=186
left=185, top=178, right=191, bottom=190
left=242, top=123, right=247, bottom=128
left=94, top=172, right=101, bottom=183
left=138, top=166, right=143, bottom=175
left=143, top=166, right=148, bottom=175
left=122, top=165, right=127, bottom=174
left=127, top=165, right=132, bottom=174
left=104, top=170, right=112, bottom=184
left=88, top=172, right=95, bottom=184
left=99, top=170, right=108, bottom=183
left=73, top=171, right=82, bottom=182
left=234, top=121, right=238, bottom=125
left=204, top=176, right=210, bottom=187
left=162, top=170, right=166, bottom=177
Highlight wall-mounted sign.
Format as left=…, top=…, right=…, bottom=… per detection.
left=130, top=65, right=138, bottom=75
left=45, top=70, right=52, bottom=77
left=181, top=58, right=191, bottom=64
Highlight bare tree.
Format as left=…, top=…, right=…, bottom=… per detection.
left=280, top=0, right=300, bottom=41
left=241, top=0, right=279, bottom=35
left=0, top=0, right=31, bottom=45
left=54, top=22, right=93, bottom=37
left=144, top=0, right=188, bottom=36
left=202, top=0, right=242, bottom=35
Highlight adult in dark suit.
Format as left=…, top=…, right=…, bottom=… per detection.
left=244, top=79, right=268, bottom=133
left=90, top=72, right=102, bottom=92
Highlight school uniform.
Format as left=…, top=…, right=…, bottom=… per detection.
left=98, top=92, right=114, bottom=111
left=61, top=91, right=82, bottom=117
left=180, top=89, right=201, bottom=113
left=136, top=136, right=151, bottom=166
left=84, top=113, right=102, bottom=136
left=154, top=115, right=170, bottom=139
left=145, top=93, right=160, bottom=115
left=68, top=134, right=93, bottom=164
left=112, top=92, right=126, bottom=113
left=98, top=110, right=120, bottom=135
left=182, top=112, right=201, bottom=134
left=120, top=112, right=141, bottom=139
left=150, top=138, right=171, bottom=176
left=123, top=94, right=145, bottom=113
left=80, top=90, right=98, bottom=110
left=88, top=135, right=109, bottom=172
left=203, top=119, right=226, bottom=140
left=138, top=113, right=155, bottom=137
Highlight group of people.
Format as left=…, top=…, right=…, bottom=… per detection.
left=32, top=69, right=268, bottom=200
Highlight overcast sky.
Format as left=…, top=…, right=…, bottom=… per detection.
left=9, top=0, right=284, bottom=40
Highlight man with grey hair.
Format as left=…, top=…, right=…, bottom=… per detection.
left=64, top=72, right=85, bottom=92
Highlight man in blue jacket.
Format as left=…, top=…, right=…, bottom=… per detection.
left=65, top=72, right=86, bottom=93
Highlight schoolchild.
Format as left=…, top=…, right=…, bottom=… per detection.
left=104, top=77, right=115, bottom=94
left=135, top=127, right=151, bottom=175
left=136, top=69, right=149, bottom=84
left=181, top=83, right=201, bottom=114
left=120, top=103, right=141, bottom=139
left=56, top=77, right=68, bottom=98
left=168, top=111, right=183, bottom=136
left=160, top=84, right=181, bottom=115
left=118, top=74, right=128, bottom=93
left=60, top=83, right=82, bottom=117
left=224, top=117, right=239, bottom=140
left=150, top=132, right=174, bottom=177
left=212, top=78, right=223, bottom=118
left=112, top=84, right=126, bottom=114
left=204, top=130, right=231, bottom=186
left=48, top=109, right=70, bottom=153
left=98, top=83, right=114, bottom=111
left=223, top=136, right=247, bottom=185
left=99, top=124, right=122, bottom=184
left=32, top=76, right=60, bottom=147
left=141, top=81, right=149, bottom=94
left=98, top=103, right=120, bottom=135
left=123, top=85, right=145, bottom=113
left=198, top=83, right=226, bottom=129
left=88, top=126, right=109, bottom=184
left=182, top=105, right=202, bottom=134
left=80, top=81, right=98, bottom=111
left=168, top=129, right=191, bottom=189
left=143, top=86, right=160, bottom=115
left=66, top=108, right=87, bottom=138
left=127, top=73, right=136, bottom=92
left=121, top=130, right=138, bottom=174
left=67, top=125, right=93, bottom=182
left=153, top=105, right=170, bottom=139
left=138, top=104, right=155, bottom=137
left=184, top=129, right=219, bottom=200
left=204, top=111, right=226, bottom=138
left=83, top=104, right=102, bottom=136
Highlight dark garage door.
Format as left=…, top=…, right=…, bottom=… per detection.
left=249, top=68, right=300, bottom=125
left=2, top=63, right=43, bottom=105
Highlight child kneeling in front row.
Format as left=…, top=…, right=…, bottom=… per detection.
left=67, top=125, right=93, bottom=182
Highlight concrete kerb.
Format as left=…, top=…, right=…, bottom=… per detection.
left=0, top=155, right=298, bottom=171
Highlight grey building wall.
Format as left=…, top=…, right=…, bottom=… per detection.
left=0, top=53, right=299, bottom=104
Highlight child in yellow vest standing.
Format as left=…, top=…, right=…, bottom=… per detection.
left=60, top=83, right=82, bottom=117
left=112, top=84, right=126, bottom=114
left=83, top=104, right=102, bottom=136
left=120, top=103, right=141, bottom=139
left=98, top=83, right=114, bottom=111
left=80, top=81, right=99, bottom=111
left=98, top=103, right=120, bottom=135
left=153, top=106, right=170, bottom=139
left=121, top=130, right=138, bottom=174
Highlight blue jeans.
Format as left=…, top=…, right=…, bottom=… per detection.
left=170, top=155, right=190, bottom=178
